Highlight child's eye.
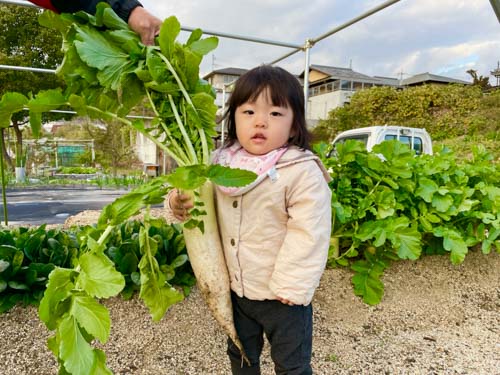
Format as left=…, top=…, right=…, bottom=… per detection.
left=242, top=110, right=254, bottom=115
left=270, top=111, right=283, bottom=117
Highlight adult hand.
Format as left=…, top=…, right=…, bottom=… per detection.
left=128, top=6, right=162, bottom=45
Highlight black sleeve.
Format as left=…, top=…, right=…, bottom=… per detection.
left=50, top=0, right=143, bottom=22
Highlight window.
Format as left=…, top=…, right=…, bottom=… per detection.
left=353, top=81, right=364, bottom=91
left=335, top=135, right=369, bottom=147
left=341, top=80, right=351, bottom=90
left=384, top=135, right=424, bottom=154
left=223, top=75, right=237, bottom=84
left=399, top=135, right=411, bottom=146
left=413, top=137, right=423, bottom=155
left=329, top=134, right=369, bottom=157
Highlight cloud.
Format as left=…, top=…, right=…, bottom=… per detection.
left=140, top=0, right=500, bottom=81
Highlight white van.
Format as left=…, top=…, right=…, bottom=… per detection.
left=330, top=125, right=433, bottom=156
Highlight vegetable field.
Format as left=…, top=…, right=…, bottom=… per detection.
left=0, top=5, right=499, bottom=375
left=316, top=140, right=499, bottom=305
left=1, top=242, right=498, bottom=374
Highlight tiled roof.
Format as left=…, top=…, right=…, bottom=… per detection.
left=373, top=76, right=400, bottom=86
left=306, top=64, right=382, bottom=84
left=203, top=65, right=470, bottom=88
left=203, top=67, right=248, bottom=79
left=401, top=72, right=470, bottom=86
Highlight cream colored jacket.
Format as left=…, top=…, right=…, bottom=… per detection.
left=215, top=146, right=332, bottom=306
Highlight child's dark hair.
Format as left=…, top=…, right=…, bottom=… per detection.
left=222, top=65, right=311, bottom=150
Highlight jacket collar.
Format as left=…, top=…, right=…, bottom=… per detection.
left=277, top=146, right=332, bottom=183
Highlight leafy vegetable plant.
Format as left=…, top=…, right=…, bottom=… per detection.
left=0, top=4, right=255, bottom=373
left=0, top=218, right=195, bottom=305
left=0, top=226, right=78, bottom=313
left=318, top=140, right=499, bottom=305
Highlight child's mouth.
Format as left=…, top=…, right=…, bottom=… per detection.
left=252, top=133, right=266, bottom=141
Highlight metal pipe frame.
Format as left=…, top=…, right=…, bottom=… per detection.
left=302, top=40, right=312, bottom=119
left=0, top=0, right=36, bottom=7
left=25, top=108, right=154, bottom=120
left=1, top=0, right=402, bottom=121
left=0, top=0, right=302, bottom=49
left=181, top=25, right=302, bottom=49
left=0, top=64, right=56, bottom=74
left=269, top=0, right=401, bottom=65
left=312, top=0, right=400, bottom=45
left=269, top=0, right=400, bottom=119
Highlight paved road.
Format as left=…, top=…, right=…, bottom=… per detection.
left=0, top=187, right=131, bottom=226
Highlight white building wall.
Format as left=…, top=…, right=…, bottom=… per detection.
left=307, top=90, right=354, bottom=120
left=135, top=133, right=157, bottom=164
left=215, top=90, right=225, bottom=108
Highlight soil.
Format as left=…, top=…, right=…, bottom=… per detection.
left=0, top=210, right=499, bottom=374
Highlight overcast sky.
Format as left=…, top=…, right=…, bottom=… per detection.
left=140, top=0, right=500, bottom=84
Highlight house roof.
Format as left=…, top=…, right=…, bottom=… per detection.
left=401, top=72, right=470, bottom=86
left=304, top=64, right=382, bottom=84
left=304, top=65, right=470, bottom=88
left=373, top=76, right=400, bottom=86
left=203, top=67, right=248, bottom=80
left=203, top=65, right=470, bottom=90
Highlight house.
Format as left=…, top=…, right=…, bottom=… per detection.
left=203, top=64, right=400, bottom=124
left=202, top=64, right=472, bottom=125
left=301, top=65, right=399, bottom=121
left=302, top=65, right=470, bottom=122
left=203, top=67, right=248, bottom=109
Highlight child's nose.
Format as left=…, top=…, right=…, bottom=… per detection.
left=254, top=113, right=268, bottom=128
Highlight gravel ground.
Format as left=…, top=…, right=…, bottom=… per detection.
left=1, top=211, right=499, bottom=374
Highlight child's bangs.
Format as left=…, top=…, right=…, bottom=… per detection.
left=235, top=71, right=291, bottom=108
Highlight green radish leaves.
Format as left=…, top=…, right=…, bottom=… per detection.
left=3, top=6, right=251, bottom=374
left=165, top=164, right=257, bottom=191
left=78, top=253, right=125, bottom=298
left=0, top=93, right=28, bottom=129
left=189, top=36, right=219, bottom=56
left=73, top=24, right=136, bottom=90
left=159, top=16, right=181, bottom=59
left=138, top=225, right=184, bottom=321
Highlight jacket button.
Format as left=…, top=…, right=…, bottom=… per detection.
left=230, top=238, right=235, bottom=246
left=233, top=201, right=238, bottom=208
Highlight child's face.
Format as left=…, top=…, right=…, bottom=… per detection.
left=235, top=89, right=294, bottom=155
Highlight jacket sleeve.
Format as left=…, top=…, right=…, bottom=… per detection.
left=268, top=161, right=332, bottom=306
left=27, top=1, right=57, bottom=12
left=28, top=0, right=143, bottom=22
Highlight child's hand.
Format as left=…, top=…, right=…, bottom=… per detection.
left=276, top=296, right=295, bottom=306
left=169, top=189, right=194, bottom=221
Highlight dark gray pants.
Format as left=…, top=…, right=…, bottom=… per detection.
left=228, top=292, right=313, bottom=375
